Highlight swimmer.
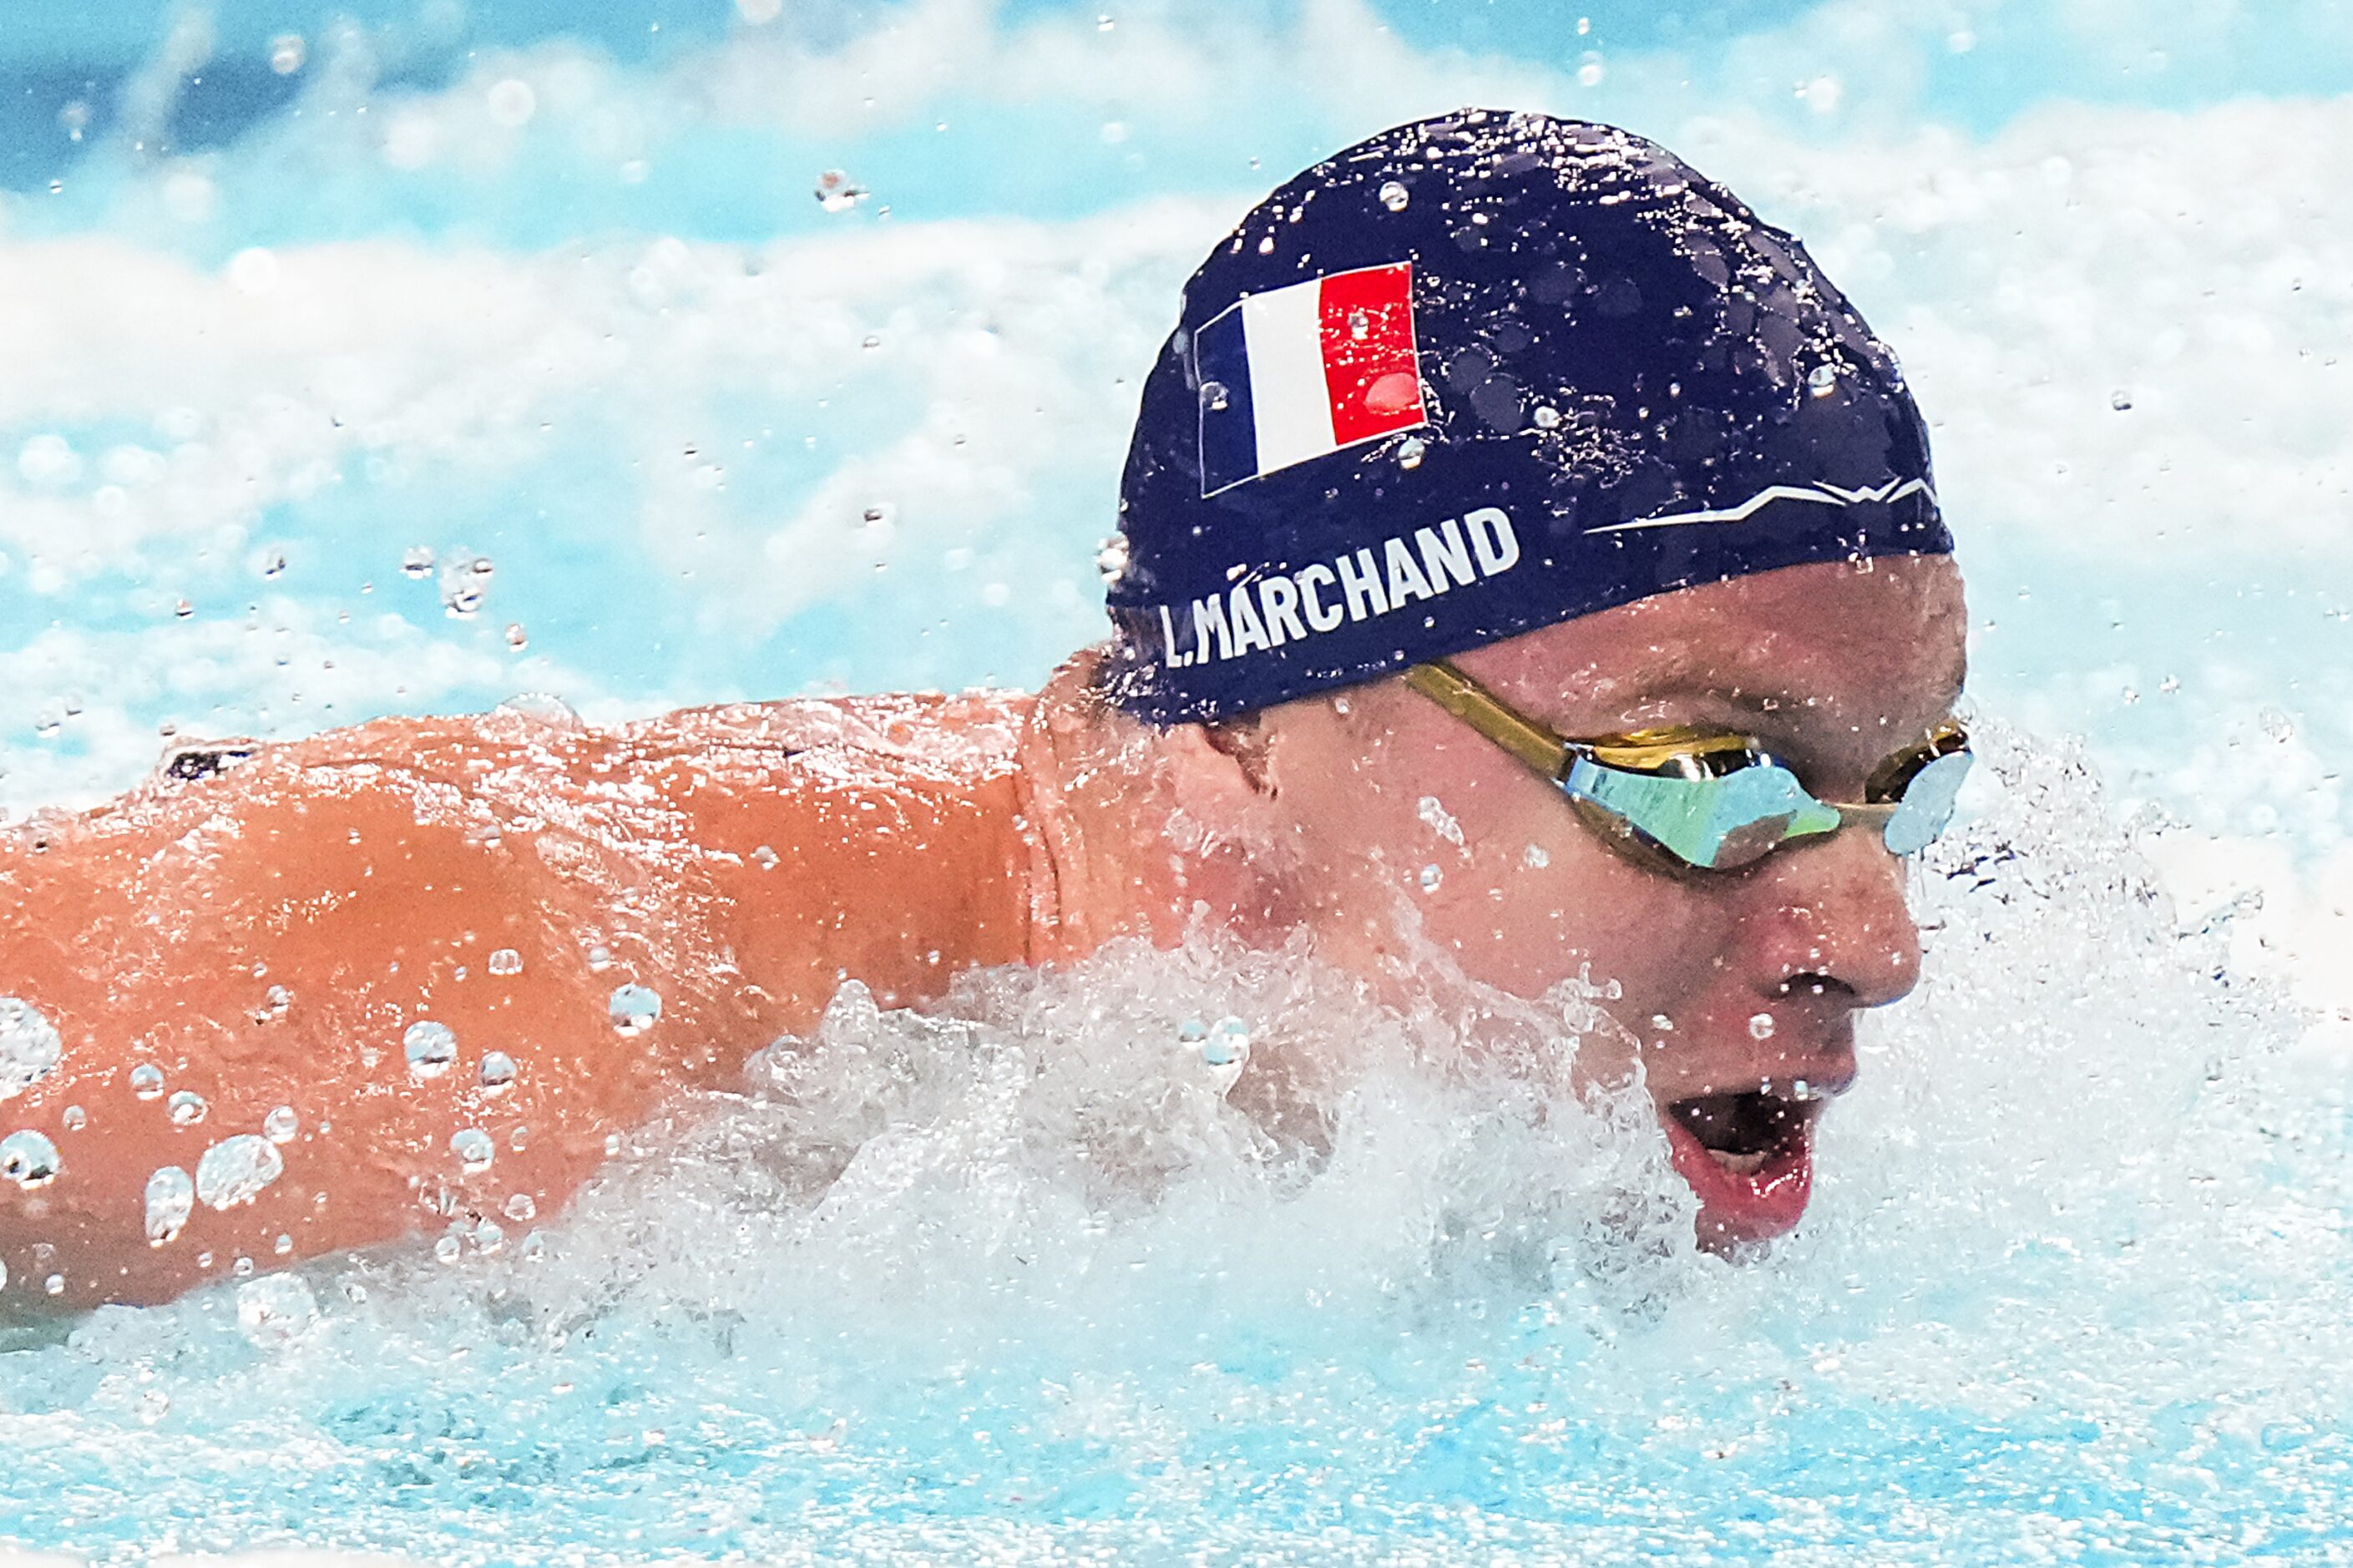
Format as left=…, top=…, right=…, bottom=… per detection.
left=0, top=111, right=1965, bottom=1307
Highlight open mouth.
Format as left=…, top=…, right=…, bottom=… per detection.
left=1659, top=1087, right=1824, bottom=1244
left=1666, top=1090, right=1819, bottom=1176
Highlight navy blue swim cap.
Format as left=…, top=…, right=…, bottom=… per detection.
left=1100, top=109, right=1950, bottom=726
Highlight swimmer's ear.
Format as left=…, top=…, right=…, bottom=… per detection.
left=1163, top=714, right=1278, bottom=804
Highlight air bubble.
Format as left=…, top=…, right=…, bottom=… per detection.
left=238, top=1272, right=318, bottom=1346
left=1202, top=1016, right=1251, bottom=1069
left=404, top=1020, right=458, bottom=1078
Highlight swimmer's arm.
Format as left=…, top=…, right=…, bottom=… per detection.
left=0, top=717, right=737, bottom=1307
left=0, top=701, right=1030, bottom=1306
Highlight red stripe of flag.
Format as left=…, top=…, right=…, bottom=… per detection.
left=1316, top=262, right=1424, bottom=448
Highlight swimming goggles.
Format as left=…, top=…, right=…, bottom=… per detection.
left=1403, top=660, right=1971, bottom=873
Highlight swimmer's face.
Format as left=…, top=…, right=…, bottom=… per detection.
left=1256, top=557, right=1968, bottom=1249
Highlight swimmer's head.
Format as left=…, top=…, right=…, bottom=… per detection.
left=1085, top=112, right=1966, bottom=1251
left=1099, top=108, right=1946, bottom=723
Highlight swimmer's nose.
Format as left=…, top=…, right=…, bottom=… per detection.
left=1748, top=817, right=1923, bottom=1011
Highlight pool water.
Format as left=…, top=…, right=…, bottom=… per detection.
left=1, top=2, right=2349, bottom=1561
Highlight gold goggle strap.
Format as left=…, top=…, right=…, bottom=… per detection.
left=1402, top=661, right=1569, bottom=779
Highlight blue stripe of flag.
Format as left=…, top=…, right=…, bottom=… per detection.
left=1192, top=305, right=1257, bottom=496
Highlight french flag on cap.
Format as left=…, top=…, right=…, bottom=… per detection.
left=1193, top=261, right=1429, bottom=498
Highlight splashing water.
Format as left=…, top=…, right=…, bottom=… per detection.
left=0, top=727, right=2341, bottom=1560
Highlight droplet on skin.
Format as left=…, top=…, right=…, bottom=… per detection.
left=608, top=984, right=662, bottom=1036
left=404, top=1020, right=457, bottom=1078
left=487, top=948, right=524, bottom=977
left=60, top=1105, right=85, bottom=1132
left=1748, top=1013, right=1777, bottom=1040
left=0, top=997, right=63, bottom=1102
left=263, top=1105, right=299, bottom=1144
left=168, top=1090, right=208, bottom=1126
left=478, top=1051, right=518, bottom=1095
left=145, top=1166, right=195, bottom=1245
left=1522, top=843, right=1551, bottom=869
left=195, top=1135, right=283, bottom=1209
left=451, top=1128, right=495, bottom=1174
left=504, top=1192, right=537, bottom=1222
left=0, top=1129, right=60, bottom=1188
left=1418, top=864, right=1443, bottom=892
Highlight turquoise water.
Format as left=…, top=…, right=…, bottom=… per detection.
left=2, top=2, right=2350, bottom=1560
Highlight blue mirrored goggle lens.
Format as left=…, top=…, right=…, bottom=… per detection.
left=1880, top=748, right=1972, bottom=857
left=1567, top=746, right=1973, bottom=871
left=1566, top=757, right=1838, bottom=870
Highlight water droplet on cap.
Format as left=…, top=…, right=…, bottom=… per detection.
left=1397, top=436, right=1428, bottom=470
left=1379, top=180, right=1410, bottom=212
left=1805, top=363, right=1839, bottom=397
left=1418, top=863, right=1443, bottom=892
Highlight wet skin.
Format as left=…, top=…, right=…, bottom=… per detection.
left=0, top=558, right=1961, bottom=1303
left=1207, top=555, right=1969, bottom=1247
